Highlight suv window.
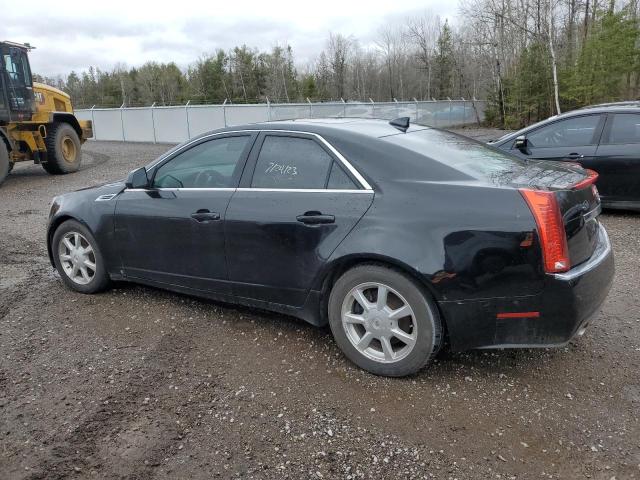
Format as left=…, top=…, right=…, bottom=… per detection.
left=604, top=113, right=640, bottom=144
left=153, top=136, right=250, bottom=188
left=526, top=115, right=602, bottom=148
left=251, top=135, right=333, bottom=189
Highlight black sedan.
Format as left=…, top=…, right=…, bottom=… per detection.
left=489, top=103, right=640, bottom=211
left=47, top=118, right=614, bottom=376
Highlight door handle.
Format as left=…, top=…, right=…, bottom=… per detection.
left=296, top=211, right=335, bottom=225
left=191, top=209, right=220, bottom=222
left=566, top=153, right=584, bottom=160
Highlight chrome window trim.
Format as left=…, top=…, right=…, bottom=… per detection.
left=145, top=129, right=373, bottom=191
left=125, top=187, right=234, bottom=192
left=236, top=188, right=373, bottom=194
left=125, top=187, right=373, bottom=194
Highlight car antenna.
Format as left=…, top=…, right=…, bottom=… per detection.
left=389, top=117, right=410, bottom=133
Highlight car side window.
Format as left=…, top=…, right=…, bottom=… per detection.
left=603, top=114, right=640, bottom=145
left=526, top=115, right=602, bottom=148
left=251, top=135, right=333, bottom=189
left=153, top=136, right=250, bottom=188
left=327, top=161, right=358, bottom=189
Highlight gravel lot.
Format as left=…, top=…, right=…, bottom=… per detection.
left=0, top=128, right=639, bottom=479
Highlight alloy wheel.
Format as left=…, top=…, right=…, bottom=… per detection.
left=57, top=231, right=96, bottom=285
left=341, top=282, right=418, bottom=363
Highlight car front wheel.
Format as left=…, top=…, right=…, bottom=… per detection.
left=328, top=264, right=443, bottom=377
left=51, top=220, right=110, bottom=294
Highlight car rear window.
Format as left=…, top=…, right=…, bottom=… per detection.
left=382, top=128, right=525, bottom=180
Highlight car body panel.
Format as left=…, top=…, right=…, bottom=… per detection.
left=113, top=188, right=235, bottom=294
left=226, top=189, right=373, bottom=306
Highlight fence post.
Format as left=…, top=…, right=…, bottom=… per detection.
left=185, top=100, right=191, bottom=140
left=369, top=98, right=375, bottom=118
left=150, top=103, right=157, bottom=144
left=222, top=99, right=228, bottom=127
left=90, top=105, right=96, bottom=141
left=341, top=98, right=346, bottom=117
left=307, top=97, right=312, bottom=118
left=266, top=97, right=271, bottom=121
left=393, top=98, right=399, bottom=118
left=413, top=98, right=419, bottom=121
left=472, top=96, right=481, bottom=125
left=461, top=97, right=467, bottom=125
left=447, top=97, right=452, bottom=127
left=432, top=98, right=438, bottom=128
left=120, top=103, right=126, bottom=142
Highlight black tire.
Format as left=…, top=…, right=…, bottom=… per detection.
left=328, top=264, right=443, bottom=377
left=43, top=123, right=82, bottom=174
left=0, top=140, right=9, bottom=185
left=51, top=219, right=110, bottom=294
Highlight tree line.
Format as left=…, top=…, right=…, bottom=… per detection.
left=34, top=0, right=639, bottom=128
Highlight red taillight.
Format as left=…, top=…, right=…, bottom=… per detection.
left=519, top=189, right=570, bottom=273
left=572, top=169, right=599, bottom=190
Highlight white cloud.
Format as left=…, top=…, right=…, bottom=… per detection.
left=1, top=0, right=459, bottom=77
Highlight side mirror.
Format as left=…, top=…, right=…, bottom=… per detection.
left=514, top=135, right=528, bottom=150
left=125, top=167, right=149, bottom=189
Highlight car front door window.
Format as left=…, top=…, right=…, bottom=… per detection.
left=153, top=135, right=251, bottom=188
left=527, top=115, right=602, bottom=148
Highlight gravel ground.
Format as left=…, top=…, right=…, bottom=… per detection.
left=0, top=129, right=638, bottom=480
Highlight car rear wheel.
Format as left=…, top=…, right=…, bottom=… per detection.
left=51, top=220, right=110, bottom=294
left=328, top=264, right=443, bottom=377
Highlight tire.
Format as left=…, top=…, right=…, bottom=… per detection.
left=328, top=264, right=443, bottom=377
left=51, top=220, right=110, bottom=294
left=43, top=123, right=82, bottom=174
left=0, top=140, right=9, bottom=186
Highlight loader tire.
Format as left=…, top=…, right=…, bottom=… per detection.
left=43, top=123, right=82, bottom=174
left=0, top=140, right=9, bottom=186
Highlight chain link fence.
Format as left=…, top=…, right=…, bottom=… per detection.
left=75, top=100, right=486, bottom=143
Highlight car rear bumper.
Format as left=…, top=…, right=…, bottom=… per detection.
left=601, top=199, right=640, bottom=212
left=440, top=223, right=614, bottom=351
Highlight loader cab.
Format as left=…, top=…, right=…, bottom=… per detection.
left=0, top=42, right=35, bottom=123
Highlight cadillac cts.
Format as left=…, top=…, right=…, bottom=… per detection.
left=47, top=118, right=614, bottom=376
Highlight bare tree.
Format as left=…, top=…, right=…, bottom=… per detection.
left=406, top=11, right=441, bottom=99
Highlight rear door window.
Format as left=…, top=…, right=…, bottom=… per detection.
left=526, top=115, right=602, bottom=148
left=251, top=135, right=333, bottom=189
left=327, top=161, right=358, bottom=189
left=603, top=113, right=640, bottom=144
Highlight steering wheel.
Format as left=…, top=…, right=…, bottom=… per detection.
left=193, top=170, right=227, bottom=188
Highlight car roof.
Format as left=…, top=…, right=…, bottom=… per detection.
left=579, top=101, right=640, bottom=110
left=219, top=117, right=428, bottom=139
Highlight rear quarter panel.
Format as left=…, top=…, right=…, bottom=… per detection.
left=325, top=181, right=543, bottom=303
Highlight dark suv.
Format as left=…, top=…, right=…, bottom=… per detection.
left=489, top=103, right=640, bottom=211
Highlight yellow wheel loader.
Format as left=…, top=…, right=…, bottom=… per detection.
left=0, top=41, right=92, bottom=185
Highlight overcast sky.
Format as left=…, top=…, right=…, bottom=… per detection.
left=2, top=0, right=460, bottom=78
